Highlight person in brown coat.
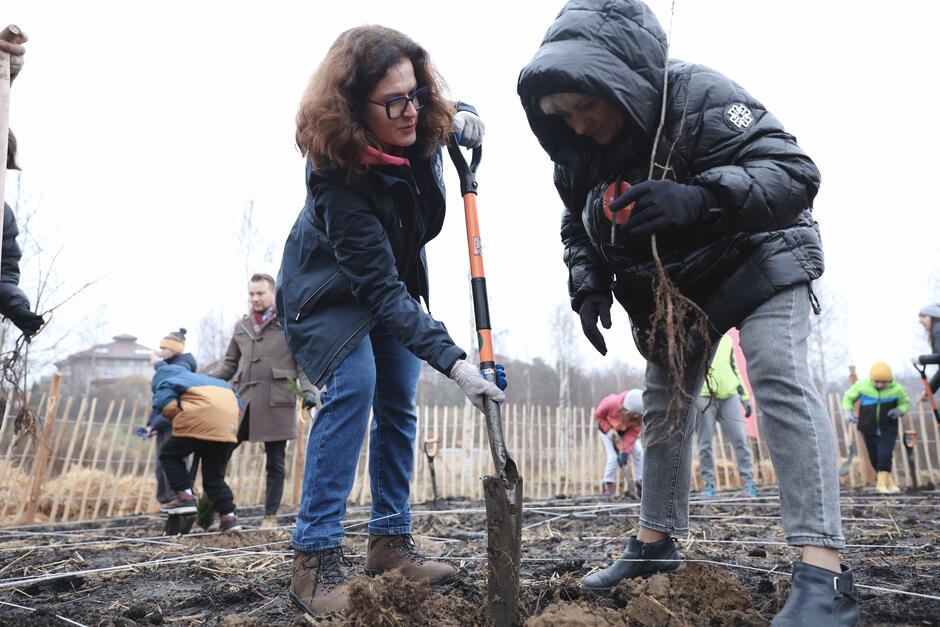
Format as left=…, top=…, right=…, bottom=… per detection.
left=209, top=273, right=318, bottom=525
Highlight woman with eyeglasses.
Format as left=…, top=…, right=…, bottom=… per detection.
left=276, top=26, right=503, bottom=616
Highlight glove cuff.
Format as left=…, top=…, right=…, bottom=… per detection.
left=695, top=186, right=720, bottom=222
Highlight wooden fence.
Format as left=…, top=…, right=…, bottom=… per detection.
left=1, top=388, right=938, bottom=524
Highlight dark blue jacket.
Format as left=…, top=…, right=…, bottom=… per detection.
left=277, top=148, right=466, bottom=388
left=148, top=352, right=197, bottom=431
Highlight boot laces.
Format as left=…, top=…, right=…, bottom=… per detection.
left=390, top=534, right=425, bottom=565
left=310, top=548, right=352, bottom=587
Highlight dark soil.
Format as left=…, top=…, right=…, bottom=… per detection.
left=0, top=488, right=937, bottom=626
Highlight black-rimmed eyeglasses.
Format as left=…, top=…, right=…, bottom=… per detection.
left=367, top=86, right=429, bottom=120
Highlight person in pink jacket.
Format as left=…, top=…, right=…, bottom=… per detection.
left=595, top=389, right=645, bottom=496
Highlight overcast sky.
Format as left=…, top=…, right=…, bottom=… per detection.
left=4, top=0, right=939, bottom=382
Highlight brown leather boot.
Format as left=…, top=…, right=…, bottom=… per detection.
left=288, top=548, right=352, bottom=615
left=364, top=534, right=456, bottom=584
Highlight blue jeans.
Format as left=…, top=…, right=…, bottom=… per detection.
left=292, top=325, right=421, bottom=552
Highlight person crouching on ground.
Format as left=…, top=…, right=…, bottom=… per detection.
left=517, top=2, right=854, bottom=624
left=152, top=363, right=243, bottom=533
left=841, top=362, right=909, bottom=494
left=697, top=333, right=758, bottom=498
left=145, top=328, right=197, bottom=505
left=277, top=25, right=503, bottom=616
left=594, top=389, right=644, bottom=497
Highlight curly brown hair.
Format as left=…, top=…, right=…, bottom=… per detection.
left=296, top=26, right=454, bottom=179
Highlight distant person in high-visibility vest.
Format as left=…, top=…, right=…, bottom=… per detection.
left=696, top=333, right=757, bottom=498
left=841, top=362, right=909, bottom=494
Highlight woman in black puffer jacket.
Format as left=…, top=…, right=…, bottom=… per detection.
left=518, top=2, right=853, bottom=625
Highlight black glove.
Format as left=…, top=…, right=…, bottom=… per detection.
left=7, top=306, right=44, bottom=338
left=743, top=400, right=753, bottom=418
left=617, top=451, right=629, bottom=468
left=612, top=180, right=717, bottom=238
left=578, top=292, right=612, bottom=356
left=886, top=408, right=903, bottom=419
left=302, top=390, right=320, bottom=411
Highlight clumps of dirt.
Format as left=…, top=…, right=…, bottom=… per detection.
left=184, top=529, right=288, bottom=550
left=622, top=563, right=768, bottom=626
left=343, top=571, right=432, bottom=626
left=526, top=601, right=627, bottom=626
left=427, top=579, right=487, bottom=626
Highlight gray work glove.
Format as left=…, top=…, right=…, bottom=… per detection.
left=449, top=360, right=504, bottom=413
left=886, top=408, right=903, bottom=419
left=844, top=411, right=857, bottom=424
left=453, top=111, right=485, bottom=148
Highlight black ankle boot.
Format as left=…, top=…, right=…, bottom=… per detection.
left=772, top=562, right=858, bottom=626
left=580, top=536, right=679, bottom=592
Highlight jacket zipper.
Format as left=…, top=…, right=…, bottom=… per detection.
left=295, top=271, right=340, bottom=322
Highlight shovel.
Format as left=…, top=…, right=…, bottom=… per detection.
left=903, top=428, right=918, bottom=490
left=838, top=425, right=857, bottom=477
left=1, top=25, right=26, bottom=235
left=839, top=366, right=860, bottom=478
left=423, top=437, right=440, bottom=505
left=448, top=141, right=522, bottom=627
left=912, top=360, right=940, bottom=425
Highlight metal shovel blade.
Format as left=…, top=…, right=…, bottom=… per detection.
left=479, top=392, right=522, bottom=626
left=482, top=456, right=522, bottom=626
left=904, top=431, right=918, bottom=489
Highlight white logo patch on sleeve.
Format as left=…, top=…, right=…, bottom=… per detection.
left=724, top=103, right=754, bottom=130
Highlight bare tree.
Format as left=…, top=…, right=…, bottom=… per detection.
left=1, top=172, right=105, bottom=435
left=197, top=308, right=233, bottom=372
left=550, top=304, right=579, bottom=409
left=235, top=197, right=275, bottom=281
left=807, top=281, right=849, bottom=395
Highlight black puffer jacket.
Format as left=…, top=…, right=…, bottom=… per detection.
left=0, top=203, right=32, bottom=319
left=517, top=0, right=823, bottom=359
left=277, top=150, right=466, bottom=389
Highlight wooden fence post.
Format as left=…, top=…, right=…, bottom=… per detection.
left=92, top=400, right=126, bottom=519
left=22, top=373, right=62, bottom=523
left=292, top=402, right=307, bottom=507
left=76, top=400, right=115, bottom=521
left=107, top=401, right=138, bottom=518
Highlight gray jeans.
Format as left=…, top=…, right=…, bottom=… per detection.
left=639, top=285, right=844, bottom=548
left=696, top=395, right=754, bottom=485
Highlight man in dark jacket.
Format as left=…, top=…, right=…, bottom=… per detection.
left=146, top=328, right=197, bottom=504
left=1, top=33, right=43, bottom=339
left=518, top=2, right=854, bottom=625
left=210, top=273, right=318, bottom=526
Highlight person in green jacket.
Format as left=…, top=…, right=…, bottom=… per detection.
left=841, top=362, right=909, bottom=494
left=696, top=333, right=757, bottom=498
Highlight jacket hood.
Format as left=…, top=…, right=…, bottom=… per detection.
left=517, top=0, right=668, bottom=171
